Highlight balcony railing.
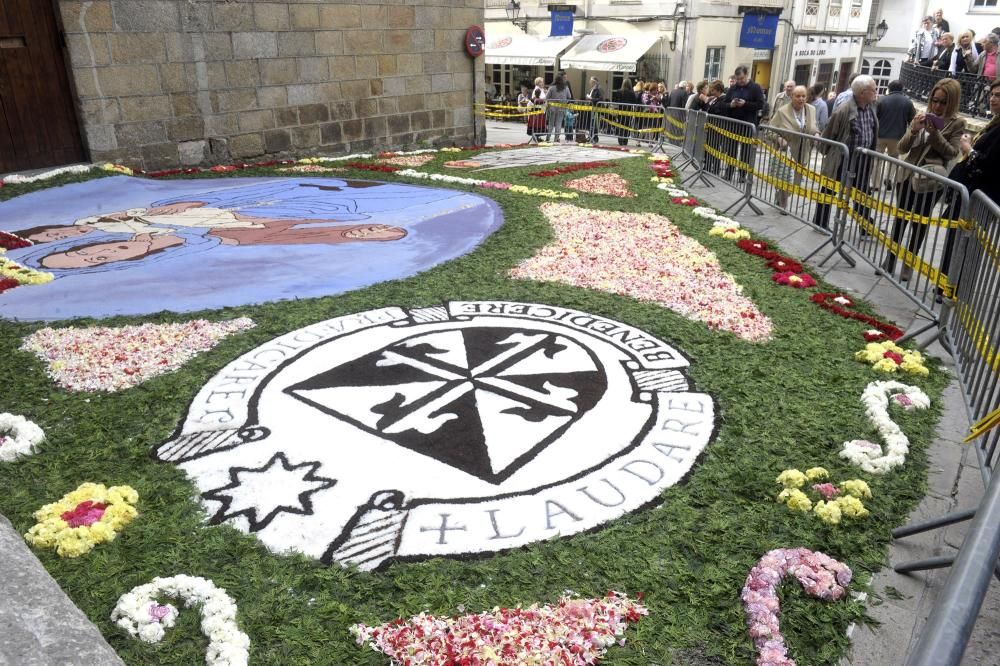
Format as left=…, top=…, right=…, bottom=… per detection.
left=899, top=61, right=991, bottom=119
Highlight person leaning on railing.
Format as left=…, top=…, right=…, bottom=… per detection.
left=936, top=79, right=1000, bottom=296
left=883, top=78, right=965, bottom=282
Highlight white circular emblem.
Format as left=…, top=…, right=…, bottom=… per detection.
left=158, top=302, right=716, bottom=570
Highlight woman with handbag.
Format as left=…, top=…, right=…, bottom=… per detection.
left=935, top=79, right=1000, bottom=296
left=883, top=78, right=965, bottom=281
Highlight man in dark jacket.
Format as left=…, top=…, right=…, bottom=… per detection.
left=667, top=81, right=689, bottom=108
left=873, top=80, right=915, bottom=188
left=721, top=66, right=764, bottom=182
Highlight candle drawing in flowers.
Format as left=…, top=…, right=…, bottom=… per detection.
left=509, top=203, right=773, bottom=342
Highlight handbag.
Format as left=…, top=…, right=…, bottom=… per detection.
left=907, top=132, right=949, bottom=194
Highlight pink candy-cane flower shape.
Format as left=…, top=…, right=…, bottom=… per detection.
left=742, top=548, right=852, bottom=666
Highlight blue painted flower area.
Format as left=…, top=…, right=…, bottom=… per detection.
left=0, top=176, right=503, bottom=319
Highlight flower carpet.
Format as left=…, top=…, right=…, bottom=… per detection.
left=0, top=145, right=947, bottom=665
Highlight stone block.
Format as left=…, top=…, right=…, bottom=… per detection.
left=259, top=59, right=298, bottom=86
left=330, top=101, right=353, bottom=120
left=422, top=52, right=448, bottom=75
left=411, top=30, right=434, bottom=53
left=115, top=120, right=166, bottom=146
left=382, top=77, right=407, bottom=97
left=257, top=86, right=288, bottom=109
left=340, top=80, right=370, bottom=101
left=212, top=2, right=254, bottom=31
left=341, top=118, right=364, bottom=141
left=329, top=56, right=355, bottom=79
left=60, top=1, right=114, bottom=33
left=343, top=30, right=384, bottom=55
left=398, top=94, right=426, bottom=113
left=405, top=75, right=432, bottom=95
left=384, top=30, right=412, bottom=54
left=319, top=122, right=342, bottom=145
left=264, top=128, right=293, bottom=153
left=214, top=89, right=258, bottom=113
left=171, top=93, right=200, bottom=117
left=446, top=52, right=468, bottom=73
left=387, top=5, right=415, bottom=28
left=166, top=115, right=206, bottom=142
left=97, top=65, right=161, bottom=96
left=451, top=8, right=480, bottom=27
left=315, top=31, right=344, bottom=56
left=226, top=60, right=261, bottom=88
left=205, top=113, right=240, bottom=137
left=66, top=34, right=111, bottom=68
left=229, top=133, right=265, bottom=158
left=363, top=116, right=387, bottom=139
left=202, top=62, right=229, bottom=90
left=178, top=140, right=208, bottom=166
left=208, top=137, right=230, bottom=162
left=232, top=32, right=277, bottom=60
left=80, top=98, right=121, bottom=125
left=84, top=124, right=118, bottom=152
left=443, top=90, right=466, bottom=108
left=0, top=516, right=125, bottom=666
left=370, top=79, right=384, bottom=97
left=140, top=142, right=179, bottom=170
left=238, top=110, right=274, bottom=132
left=202, top=33, right=235, bottom=61
left=291, top=125, right=321, bottom=149
left=411, top=111, right=432, bottom=131
left=376, top=55, right=397, bottom=76
left=290, top=4, right=320, bottom=29
left=287, top=84, right=327, bottom=105
left=397, top=54, right=424, bottom=75
left=297, top=57, right=330, bottom=83
left=387, top=113, right=411, bottom=135
left=179, top=2, right=213, bottom=32
left=277, top=32, right=315, bottom=57
left=431, top=109, right=448, bottom=128
left=298, top=104, right=330, bottom=124
left=112, top=0, right=180, bottom=32
left=164, top=33, right=194, bottom=63
left=119, top=95, right=171, bottom=122
left=274, top=107, right=298, bottom=127
left=431, top=73, right=453, bottom=93
left=254, top=3, right=290, bottom=31
left=159, top=63, right=196, bottom=93
left=349, top=138, right=377, bottom=153
left=435, top=29, right=458, bottom=51
left=453, top=106, right=472, bottom=127
left=360, top=5, right=387, bottom=29
left=355, top=57, right=376, bottom=80
left=355, top=98, right=377, bottom=118
left=319, top=5, right=360, bottom=30
left=378, top=98, right=398, bottom=115
left=415, top=6, right=446, bottom=29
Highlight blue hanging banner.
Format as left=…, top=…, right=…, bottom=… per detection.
left=550, top=10, right=574, bottom=37
left=738, top=13, right=779, bottom=49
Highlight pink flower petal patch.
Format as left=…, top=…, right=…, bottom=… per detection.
left=352, top=592, right=647, bottom=665
left=510, top=203, right=773, bottom=342
left=565, top=173, right=636, bottom=198
left=21, top=318, right=255, bottom=392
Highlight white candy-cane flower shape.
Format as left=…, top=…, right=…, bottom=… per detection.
left=111, top=575, right=249, bottom=666
left=0, top=413, right=44, bottom=462
left=692, top=206, right=739, bottom=227
left=840, top=380, right=931, bottom=474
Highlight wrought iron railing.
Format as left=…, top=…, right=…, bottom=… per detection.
left=899, top=61, right=991, bottom=119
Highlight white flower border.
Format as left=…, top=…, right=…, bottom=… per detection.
left=112, top=575, right=249, bottom=666
left=395, top=168, right=489, bottom=186
left=1, top=164, right=100, bottom=185
left=656, top=182, right=690, bottom=198
left=0, top=413, right=44, bottom=462
left=840, top=380, right=930, bottom=474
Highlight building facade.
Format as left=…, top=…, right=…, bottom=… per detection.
left=1, top=0, right=484, bottom=173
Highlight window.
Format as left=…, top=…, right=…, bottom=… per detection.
left=973, top=0, right=999, bottom=6
left=861, top=58, right=892, bottom=95
left=704, top=47, right=724, bottom=80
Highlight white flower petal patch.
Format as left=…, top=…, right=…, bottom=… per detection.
left=157, top=302, right=717, bottom=570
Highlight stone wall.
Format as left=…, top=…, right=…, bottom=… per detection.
left=58, top=0, right=483, bottom=170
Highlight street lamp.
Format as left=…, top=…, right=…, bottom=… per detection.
left=505, top=1, right=529, bottom=33
left=864, top=19, right=888, bottom=46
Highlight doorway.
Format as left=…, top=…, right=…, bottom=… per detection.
left=0, top=0, right=85, bottom=173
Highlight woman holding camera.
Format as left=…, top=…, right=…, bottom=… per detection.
left=883, top=78, right=965, bottom=281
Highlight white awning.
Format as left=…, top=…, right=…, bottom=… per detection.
left=558, top=34, right=660, bottom=72
left=485, top=34, right=579, bottom=67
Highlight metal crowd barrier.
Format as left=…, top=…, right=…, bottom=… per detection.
left=894, top=190, right=1000, bottom=666
left=688, top=114, right=762, bottom=215
left=679, top=110, right=713, bottom=187
left=594, top=100, right=666, bottom=152
left=837, top=148, right=968, bottom=345
left=748, top=125, right=847, bottom=262
left=473, top=102, right=545, bottom=143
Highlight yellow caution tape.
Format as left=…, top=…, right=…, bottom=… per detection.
left=704, top=122, right=756, bottom=145
left=955, top=300, right=1000, bottom=377
left=755, top=139, right=843, bottom=192
left=599, top=117, right=664, bottom=134
left=848, top=188, right=964, bottom=229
